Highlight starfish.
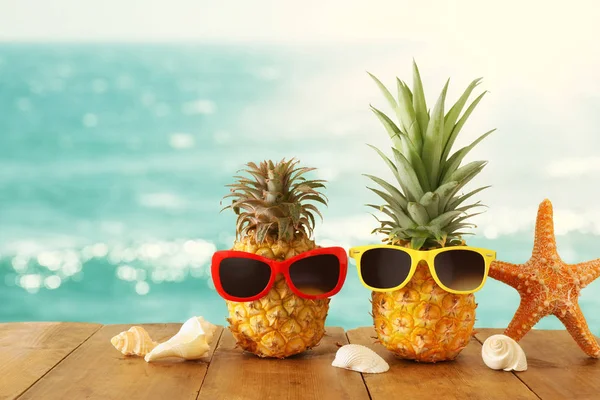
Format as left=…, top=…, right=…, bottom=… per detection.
left=490, top=199, right=600, bottom=358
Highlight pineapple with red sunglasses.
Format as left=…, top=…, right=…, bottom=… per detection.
left=215, top=159, right=347, bottom=358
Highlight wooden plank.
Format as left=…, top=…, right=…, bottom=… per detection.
left=18, top=323, right=223, bottom=400
left=0, top=322, right=101, bottom=400
left=198, top=327, right=370, bottom=400
left=476, top=329, right=600, bottom=400
left=347, top=327, right=539, bottom=400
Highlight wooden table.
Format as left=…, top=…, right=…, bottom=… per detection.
left=0, top=323, right=598, bottom=400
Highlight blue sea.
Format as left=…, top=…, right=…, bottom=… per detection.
left=0, top=44, right=598, bottom=336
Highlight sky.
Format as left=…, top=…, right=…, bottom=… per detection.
left=1, top=0, right=600, bottom=242
left=0, top=1, right=597, bottom=44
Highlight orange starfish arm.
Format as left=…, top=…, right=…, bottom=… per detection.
left=555, top=303, right=600, bottom=358
left=489, top=261, right=521, bottom=286
left=532, top=199, right=558, bottom=258
left=504, top=299, right=547, bottom=341
left=570, top=258, right=600, bottom=289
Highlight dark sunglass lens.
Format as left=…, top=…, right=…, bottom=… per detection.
left=361, top=248, right=411, bottom=289
left=219, top=258, right=271, bottom=298
left=289, top=254, right=340, bottom=296
left=434, top=250, right=486, bottom=291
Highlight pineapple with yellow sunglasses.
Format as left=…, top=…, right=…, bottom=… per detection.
left=351, top=62, right=496, bottom=362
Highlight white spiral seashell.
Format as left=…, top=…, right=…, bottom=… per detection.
left=111, top=326, right=158, bottom=357
left=195, top=316, right=218, bottom=344
left=482, top=334, right=527, bottom=372
left=144, top=316, right=217, bottom=362
left=331, top=344, right=389, bottom=374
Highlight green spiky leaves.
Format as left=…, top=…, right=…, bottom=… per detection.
left=222, top=159, right=327, bottom=244
left=366, top=61, right=493, bottom=249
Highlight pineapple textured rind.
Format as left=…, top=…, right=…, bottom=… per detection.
left=372, top=264, right=476, bottom=362
left=226, top=234, right=329, bottom=358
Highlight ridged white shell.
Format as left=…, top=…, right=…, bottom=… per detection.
left=332, top=344, right=389, bottom=373
left=482, top=334, right=527, bottom=372
left=144, top=316, right=217, bottom=362
left=111, top=326, right=158, bottom=357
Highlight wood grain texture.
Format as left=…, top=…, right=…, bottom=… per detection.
left=198, top=327, right=370, bottom=400
left=476, top=329, right=600, bottom=400
left=0, top=322, right=101, bottom=400
left=347, top=327, right=539, bottom=400
left=6, top=324, right=598, bottom=400
left=19, top=323, right=223, bottom=400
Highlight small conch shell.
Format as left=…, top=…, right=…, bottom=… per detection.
left=482, top=334, right=527, bottom=371
left=195, top=316, right=218, bottom=344
left=111, top=326, right=158, bottom=357
left=144, top=316, right=217, bottom=362
left=332, top=344, right=389, bottom=373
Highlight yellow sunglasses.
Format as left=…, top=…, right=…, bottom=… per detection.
left=348, top=245, right=496, bottom=294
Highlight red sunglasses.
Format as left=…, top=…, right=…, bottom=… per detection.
left=211, top=247, right=348, bottom=302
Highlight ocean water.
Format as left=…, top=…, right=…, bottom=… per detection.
left=0, top=44, right=598, bottom=336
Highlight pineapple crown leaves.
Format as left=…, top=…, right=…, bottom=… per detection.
left=365, top=61, right=494, bottom=249
left=221, top=158, right=328, bottom=244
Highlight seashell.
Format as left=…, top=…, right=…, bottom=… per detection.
left=482, top=334, right=527, bottom=372
left=144, top=316, right=217, bottom=362
left=332, top=344, right=389, bottom=373
left=195, top=316, right=218, bottom=344
left=111, top=326, right=158, bottom=357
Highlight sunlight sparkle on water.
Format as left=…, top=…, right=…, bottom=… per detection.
left=183, top=239, right=216, bottom=259
left=44, top=275, right=62, bottom=290
left=11, top=256, right=29, bottom=273
left=151, top=270, right=166, bottom=283
left=37, top=251, right=62, bottom=271
left=135, top=281, right=150, bottom=295
left=138, top=243, right=163, bottom=259
left=116, top=265, right=137, bottom=282
left=61, top=260, right=82, bottom=277
left=92, top=243, right=109, bottom=258
left=3, top=239, right=218, bottom=294
left=19, top=274, right=42, bottom=293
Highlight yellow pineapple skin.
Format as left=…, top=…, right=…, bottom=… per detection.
left=372, top=262, right=477, bottom=363
left=225, top=233, right=329, bottom=358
